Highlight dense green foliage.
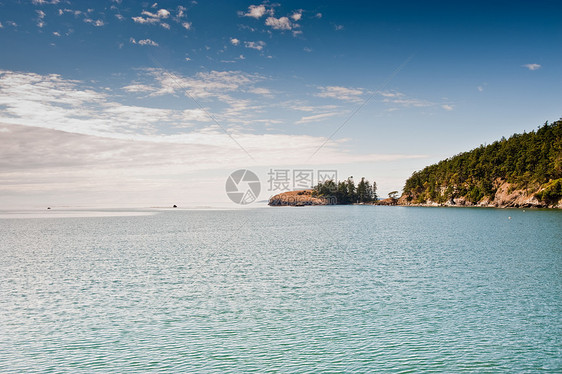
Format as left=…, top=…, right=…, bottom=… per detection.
left=403, top=120, right=562, bottom=204
left=312, top=177, right=377, bottom=204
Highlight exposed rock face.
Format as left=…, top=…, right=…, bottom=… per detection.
left=268, top=190, right=330, bottom=206
left=398, top=180, right=561, bottom=208
left=377, top=197, right=398, bottom=206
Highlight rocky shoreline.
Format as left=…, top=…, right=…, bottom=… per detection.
left=399, top=180, right=561, bottom=209
left=268, top=186, right=561, bottom=209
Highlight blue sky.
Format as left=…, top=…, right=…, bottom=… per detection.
left=0, top=0, right=561, bottom=208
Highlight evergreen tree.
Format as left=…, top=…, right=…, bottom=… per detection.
left=402, top=119, right=562, bottom=205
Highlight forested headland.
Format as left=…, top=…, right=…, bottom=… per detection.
left=401, top=119, right=562, bottom=208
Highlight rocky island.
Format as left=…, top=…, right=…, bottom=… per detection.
left=268, top=189, right=331, bottom=206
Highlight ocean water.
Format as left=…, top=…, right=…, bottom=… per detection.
left=1, top=206, right=561, bottom=372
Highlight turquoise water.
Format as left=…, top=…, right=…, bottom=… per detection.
left=1, top=206, right=561, bottom=372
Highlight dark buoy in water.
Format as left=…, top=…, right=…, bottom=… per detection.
left=47, top=207, right=51, bottom=210
left=173, top=204, right=177, bottom=208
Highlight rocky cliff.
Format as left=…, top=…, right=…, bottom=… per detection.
left=398, top=179, right=562, bottom=208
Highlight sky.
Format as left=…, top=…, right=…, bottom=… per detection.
left=0, top=0, right=561, bottom=208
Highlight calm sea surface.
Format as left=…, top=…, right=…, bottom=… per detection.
left=1, top=206, right=561, bottom=372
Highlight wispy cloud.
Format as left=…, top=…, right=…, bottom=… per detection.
left=176, top=6, right=187, bottom=19
left=441, top=104, right=453, bottom=111
left=36, top=10, right=46, bottom=28
left=84, top=18, right=104, bottom=27
left=522, top=63, right=541, bottom=71
left=32, top=0, right=60, bottom=4
left=230, top=37, right=240, bottom=46
left=244, top=41, right=266, bottom=51
left=296, top=112, right=340, bottom=124
left=289, top=104, right=338, bottom=112
left=316, top=86, right=364, bottom=103
left=382, top=97, right=433, bottom=108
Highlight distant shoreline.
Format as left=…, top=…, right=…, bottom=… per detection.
left=268, top=190, right=561, bottom=209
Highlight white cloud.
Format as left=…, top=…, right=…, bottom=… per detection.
left=58, top=8, right=82, bottom=17
left=383, top=97, right=432, bottom=108
left=335, top=24, right=344, bottom=31
left=477, top=86, right=484, bottom=92
left=84, top=18, right=104, bottom=27
left=133, top=8, right=174, bottom=27
left=132, top=16, right=159, bottom=24
left=291, top=10, right=302, bottom=21
left=0, top=22, right=3, bottom=28
left=53, top=31, right=61, bottom=36
left=0, top=70, right=218, bottom=138
left=316, top=86, right=364, bottom=102
left=181, top=22, right=191, bottom=30
left=123, top=69, right=271, bottom=128
left=157, top=9, right=170, bottom=18
left=241, top=4, right=268, bottom=18
left=379, top=91, right=403, bottom=98
left=141, top=10, right=158, bottom=18
left=244, top=41, right=266, bottom=51
left=36, top=10, right=46, bottom=27
left=522, top=63, right=541, bottom=71
left=176, top=6, right=186, bottom=18
left=248, top=87, right=271, bottom=96
left=122, top=83, right=157, bottom=93
left=296, top=112, right=340, bottom=124
left=130, top=38, right=159, bottom=47
left=265, top=16, right=292, bottom=30
left=315, top=13, right=322, bottom=18
left=230, top=37, right=240, bottom=46
left=441, top=104, right=453, bottom=111
left=289, top=104, right=338, bottom=112
left=138, top=39, right=158, bottom=46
